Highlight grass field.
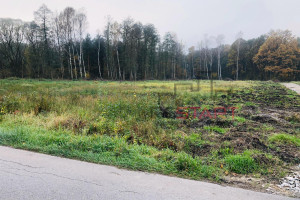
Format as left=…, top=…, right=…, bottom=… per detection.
left=0, top=79, right=299, bottom=187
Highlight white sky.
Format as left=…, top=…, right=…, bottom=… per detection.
left=0, top=0, right=299, bottom=47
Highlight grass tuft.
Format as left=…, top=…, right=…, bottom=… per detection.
left=225, top=154, right=258, bottom=174
left=269, top=133, right=300, bottom=147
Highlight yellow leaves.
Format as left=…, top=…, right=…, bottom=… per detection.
left=0, top=105, right=6, bottom=114
left=114, top=120, right=125, bottom=134
left=254, top=29, right=299, bottom=80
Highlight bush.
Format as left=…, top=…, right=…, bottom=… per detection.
left=0, top=107, right=4, bottom=121
left=0, top=95, right=20, bottom=113
left=0, top=105, right=6, bottom=115
left=34, top=97, right=52, bottom=115
left=88, top=117, right=114, bottom=135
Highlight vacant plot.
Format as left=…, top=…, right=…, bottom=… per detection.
left=0, top=79, right=299, bottom=194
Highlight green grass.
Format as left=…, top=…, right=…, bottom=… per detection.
left=234, top=116, right=246, bottom=123
left=225, top=154, right=258, bottom=174
left=0, top=124, right=218, bottom=180
left=269, top=133, right=300, bottom=147
left=204, top=126, right=227, bottom=134
left=244, top=101, right=257, bottom=107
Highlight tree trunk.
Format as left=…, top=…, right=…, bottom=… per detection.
left=72, top=45, right=77, bottom=79
left=116, top=47, right=121, bottom=80
left=69, top=46, right=73, bottom=79
left=236, top=39, right=240, bottom=80
left=79, top=43, right=83, bottom=78
left=98, top=37, right=102, bottom=79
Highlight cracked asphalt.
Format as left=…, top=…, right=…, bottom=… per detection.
left=0, top=146, right=294, bottom=200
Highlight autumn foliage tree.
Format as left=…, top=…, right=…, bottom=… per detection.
left=253, top=30, right=300, bottom=80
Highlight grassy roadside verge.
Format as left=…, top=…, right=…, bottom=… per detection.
left=0, top=122, right=219, bottom=181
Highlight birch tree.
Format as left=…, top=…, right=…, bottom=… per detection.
left=235, top=31, right=243, bottom=80
left=61, top=7, right=76, bottom=79
left=104, top=16, right=113, bottom=79
left=76, top=10, right=87, bottom=78
left=203, top=35, right=210, bottom=79
left=216, top=34, right=224, bottom=80
left=53, top=12, right=65, bottom=78
left=96, top=33, right=102, bottom=79
left=111, top=21, right=122, bottom=80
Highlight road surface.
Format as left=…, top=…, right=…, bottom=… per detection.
left=0, top=146, right=294, bottom=200
left=281, top=83, right=300, bottom=94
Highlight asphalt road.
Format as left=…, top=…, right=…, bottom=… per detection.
left=0, top=146, right=294, bottom=200
left=281, top=83, right=300, bottom=94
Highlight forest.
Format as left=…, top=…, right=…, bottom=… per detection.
left=0, top=4, right=299, bottom=81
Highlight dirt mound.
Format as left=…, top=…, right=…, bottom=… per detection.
left=272, top=146, right=300, bottom=163
left=222, top=132, right=268, bottom=152
left=189, top=143, right=212, bottom=157
left=251, top=114, right=284, bottom=124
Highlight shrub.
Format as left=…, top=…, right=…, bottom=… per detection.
left=34, top=97, right=52, bottom=115
left=0, top=95, right=20, bottom=113
left=0, top=106, right=5, bottom=121
left=88, top=117, right=115, bottom=135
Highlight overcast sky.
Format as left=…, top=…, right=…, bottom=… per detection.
left=0, top=0, right=299, bottom=47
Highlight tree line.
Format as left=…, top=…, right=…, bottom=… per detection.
left=0, top=4, right=299, bottom=81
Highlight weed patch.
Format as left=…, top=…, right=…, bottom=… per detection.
left=269, top=133, right=300, bottom=147
left=225, top=154, right=258, bottom=174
